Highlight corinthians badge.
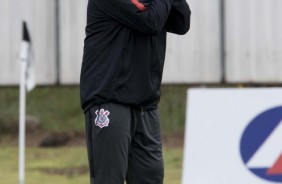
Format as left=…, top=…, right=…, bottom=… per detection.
left=95, top=109, right=110, bottom=128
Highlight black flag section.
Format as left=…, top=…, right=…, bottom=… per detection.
left=20, top=21, right=35, bottom=92
left=22, top=21, right=31, bottom=42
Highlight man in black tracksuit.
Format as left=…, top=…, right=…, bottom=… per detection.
left=80, top=0, right=190, bottom=183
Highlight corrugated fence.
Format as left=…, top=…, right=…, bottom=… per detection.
left=0, top=0, right=282, bottom=85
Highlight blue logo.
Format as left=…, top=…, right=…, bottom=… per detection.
left=240, top=106, right=282, bottom=182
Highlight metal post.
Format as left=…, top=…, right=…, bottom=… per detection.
left=19, top=59, right=27, bottom=184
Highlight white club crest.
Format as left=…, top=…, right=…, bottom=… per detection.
left=94, top=109, right=110, bottom=128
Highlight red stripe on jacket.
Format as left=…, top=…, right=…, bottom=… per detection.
left=131, top=0, right=146, bottom=11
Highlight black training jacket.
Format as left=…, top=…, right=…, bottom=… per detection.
left=80, top=0, right=191, bottom=112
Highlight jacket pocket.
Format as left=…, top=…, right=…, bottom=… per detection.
left=119, top=30, right=133, bottom=79
left=150, top=41, right=161, bottom=91
left=119, top=47, right=131, bottom=78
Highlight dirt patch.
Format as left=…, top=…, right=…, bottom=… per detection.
left=39, top=132, right=85, bottom=147
left=37, top=165, right=89, bottom=176
left=162, top=132, right=184, bottom=148
left=1, top=130, right=183, bottom=148
left=0, top=131, right=86, bottom=147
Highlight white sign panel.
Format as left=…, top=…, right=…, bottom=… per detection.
left=182, top=88, right=282, bottom=184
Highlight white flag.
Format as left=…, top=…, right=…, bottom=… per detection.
left=20, top=21, right=35, bottom=92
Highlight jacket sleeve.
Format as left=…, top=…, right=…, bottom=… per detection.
left=94, top=0, right=173, bottom=35
left=166, top=0, right=191, bottom=35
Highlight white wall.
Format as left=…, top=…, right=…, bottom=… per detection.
left=163, top=0, right=222, bottom=83
left=225, top=0, right=282, bottom=83
left=59, top=0, right=88, bottom=84
left=1, top=0, right=282, bottom=85
left=0, top=0, right=57, bottom=85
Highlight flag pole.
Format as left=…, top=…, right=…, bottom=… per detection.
left=19, top=21, right=30, bottom=184
left=19, top=51, right=27, bottom=184
left=19, top=21, right=35, bottom=184
left=19, top=57, right=26, bottom=184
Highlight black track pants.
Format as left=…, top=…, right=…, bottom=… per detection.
left=85, top=103, right=164, bottom=184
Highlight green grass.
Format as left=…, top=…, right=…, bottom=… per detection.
left=0, top=87, right=84, bottom=133
left=0, top=86, right=186, bottom=183
left=159, top=85, right=187, bottom=133
left=0, top=147, right=183, bottom=184
left=0, top=85, right=187, bottom=134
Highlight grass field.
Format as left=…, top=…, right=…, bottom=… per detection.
left=0, top=146, right=183, bottom=184
left=0, top=85, right=186, bottom=183
left=0, top=85, right=188, bottom=134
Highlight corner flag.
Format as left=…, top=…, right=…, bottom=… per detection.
left=19, top=21, right=35, bottom=184
left=20, top=21, right=35, bottom=92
